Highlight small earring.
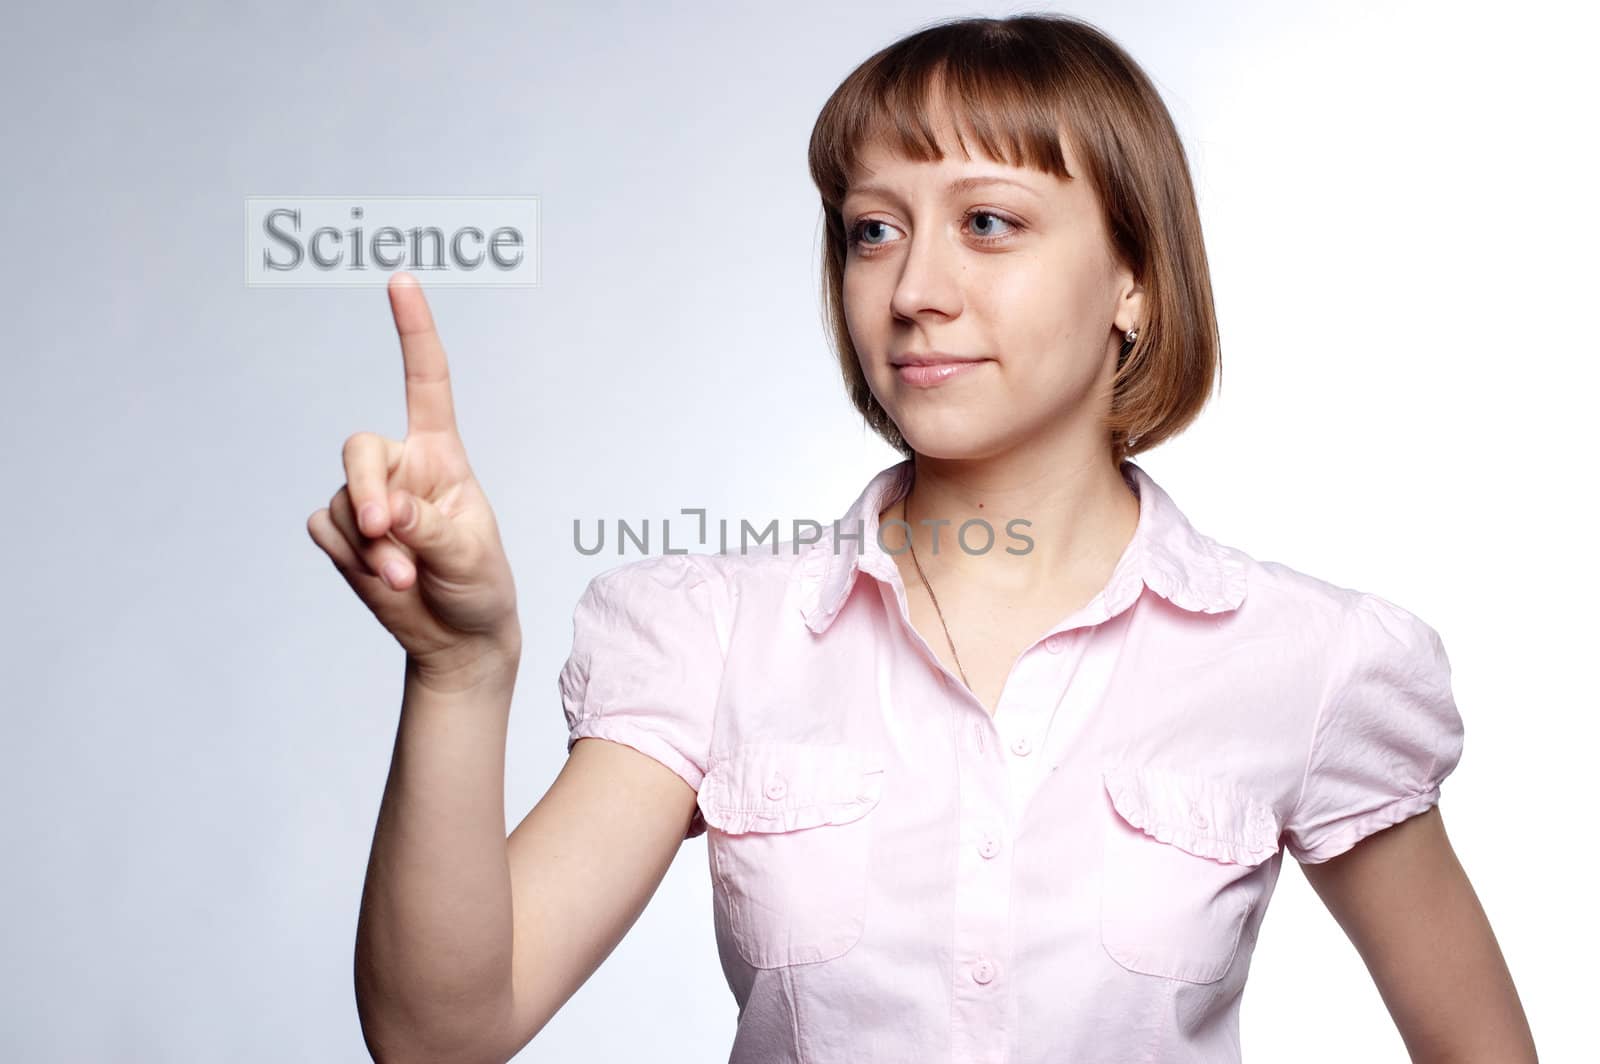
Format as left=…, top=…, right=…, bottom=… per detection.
left=1118, top=327, right=1139, bottom=363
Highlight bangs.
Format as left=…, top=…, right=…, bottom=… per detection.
left=808, top=34, right=1079, bottom=212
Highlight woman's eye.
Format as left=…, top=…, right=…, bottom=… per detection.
left=846, top=211, right=1021, bottom=252
left=849, top=219, right=899, bottom=248
left=968, top=211, right=1016, bottom=239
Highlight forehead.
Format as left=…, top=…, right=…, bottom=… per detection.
left=842, top=103, right=1080, bottom=200
left=843, top=135, right=1075, bottom=205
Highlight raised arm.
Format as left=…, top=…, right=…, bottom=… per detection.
left=308, top=274, right=700, bottom=1064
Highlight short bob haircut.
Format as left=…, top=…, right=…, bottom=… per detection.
left=807, top=12, right=1220, bottom=467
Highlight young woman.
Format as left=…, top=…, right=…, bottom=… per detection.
left=319, top=13, right=1537, bottom=1064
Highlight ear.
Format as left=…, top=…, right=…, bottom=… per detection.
left=1114, top=268, right=1146, bottom=336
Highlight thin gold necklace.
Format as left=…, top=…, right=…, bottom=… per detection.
left=901, top=491, right=973, bottom=691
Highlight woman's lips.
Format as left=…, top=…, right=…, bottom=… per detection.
left=894, top=359, right=990, bottom=388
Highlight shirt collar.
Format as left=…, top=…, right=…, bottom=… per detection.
left=795, top=458, right=1247, bottom=635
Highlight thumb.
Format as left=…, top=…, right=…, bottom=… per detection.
left=387, top=490, right=471, bottom=577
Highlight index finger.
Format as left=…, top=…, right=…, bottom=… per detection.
left=387, top=272, right=459, bottom=437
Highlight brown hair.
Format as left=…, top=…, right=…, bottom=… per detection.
left=807, top=12, right=1221, bottom=466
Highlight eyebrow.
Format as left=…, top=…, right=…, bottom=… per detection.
left=844, top=175, right=1049, bottom=205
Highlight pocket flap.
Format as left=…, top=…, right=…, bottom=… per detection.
left=699, top=742, right=884, bottom=835
left=1101, top=762, right=1280, bottom=866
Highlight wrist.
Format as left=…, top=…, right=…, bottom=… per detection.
left=408, top=628, right=522, bottom=694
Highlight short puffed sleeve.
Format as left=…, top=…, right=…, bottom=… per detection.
left=1283, top=592, right=1466, bottom=864
left=557, top=554, right=731, bottom=839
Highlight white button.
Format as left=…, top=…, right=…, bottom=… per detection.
left=1046, top=633, right=1068, bottom=653
left=971, top=959, right=996, bottom=984
left=978, top=834, right=1000, bottom=859
left=764, top=775, right=787, bottom=801
left=1010, top=736, right=1033, bottom=757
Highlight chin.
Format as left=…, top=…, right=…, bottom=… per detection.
left=894, top=415, right=1018, bottom=462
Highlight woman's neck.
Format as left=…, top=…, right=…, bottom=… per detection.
left=878, top=449, right=1141, bottom=609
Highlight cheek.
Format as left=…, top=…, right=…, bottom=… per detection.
left=840, top=269, right=868, bottom=329
left=979, top=256, right=1103, bottom=351
left=841, top=269, right=888, bottom=364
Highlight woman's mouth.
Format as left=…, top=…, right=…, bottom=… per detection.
left=894, top=359, right=990, bottom=388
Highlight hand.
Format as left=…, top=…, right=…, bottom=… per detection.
left=307, top=273, right=521, bottom=684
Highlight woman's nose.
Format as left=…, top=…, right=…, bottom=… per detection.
left=888, top=228, right=965, bottom=321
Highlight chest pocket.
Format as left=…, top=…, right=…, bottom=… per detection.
left=1099, top=762, right=1283, bottom=984
left=697, top=742, right=884, bottom=970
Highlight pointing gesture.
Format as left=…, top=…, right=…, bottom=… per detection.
left=307, top=272, right=521, bottom=687
left=391, top=270, right=460, bottom=437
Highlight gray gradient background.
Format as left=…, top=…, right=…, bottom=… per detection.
left=3, top=1, right=1593, bottom=1061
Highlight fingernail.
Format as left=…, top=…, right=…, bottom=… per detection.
left=360, top=503, right=384, bottom=535
left=383, top=561, right=407, bottom=589
left=397, top=497, right=416, bottom=531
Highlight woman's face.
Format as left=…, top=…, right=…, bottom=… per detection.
left=841, top=120, right=1143, bottom=462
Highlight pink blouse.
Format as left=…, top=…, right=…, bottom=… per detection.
left=557, top=458, right=1465, bottom=1064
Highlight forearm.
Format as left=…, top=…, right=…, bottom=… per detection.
left=354, top=648, right=522, bottom=1063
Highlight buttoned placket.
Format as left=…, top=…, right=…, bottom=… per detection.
left=948, top=669, right=1016, bottom=1064
left=994, top=631, right=1082, bottom=819
left=943, top=628, right=1097, bottom=1064
left=949, top=606, right=1138, bottom=1064
left=856, top=511, right=1147, bottom=1064
left=864, top=557, right=1014, bottom=1063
